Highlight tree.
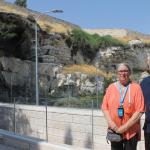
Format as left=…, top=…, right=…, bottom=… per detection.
left=15, top=0, right=27, bottom=8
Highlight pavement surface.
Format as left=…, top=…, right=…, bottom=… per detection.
left=0, top=144, right=18, bottom=150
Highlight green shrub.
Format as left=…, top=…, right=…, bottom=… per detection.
left=66, top=29, right=125, bottom=62
left=98, top=35, right=125, bottom=48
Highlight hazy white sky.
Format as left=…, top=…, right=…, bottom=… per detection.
left=6, top=0, right=150, bottom=34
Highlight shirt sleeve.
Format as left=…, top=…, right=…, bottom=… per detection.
left=101, top=86, right=110, bottom=111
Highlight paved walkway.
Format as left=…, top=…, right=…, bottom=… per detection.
left=0, top=144, right=18, bottom=150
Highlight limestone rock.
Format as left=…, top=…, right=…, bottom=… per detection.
left=97, top=45, right=150, bottom=72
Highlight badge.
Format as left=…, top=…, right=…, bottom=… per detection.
left=118, top=106, right=124, bottom=118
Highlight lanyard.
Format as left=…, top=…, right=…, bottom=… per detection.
left=118, top=82, right=129, bottom=107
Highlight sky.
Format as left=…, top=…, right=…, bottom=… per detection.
left=5, top=0, right=150, bottom=34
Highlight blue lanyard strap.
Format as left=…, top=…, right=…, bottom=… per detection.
left=118, top=83, right=129, bottom=107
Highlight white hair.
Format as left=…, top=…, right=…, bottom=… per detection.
left=117, top=63, right=131, bottom=73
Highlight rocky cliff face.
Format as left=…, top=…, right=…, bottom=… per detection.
left=96, top=41, right=150, bottom=72
left=0, top=12, right=35, bottom=59
left=39, top=33, right=72, bottom=65
left=0, top=11, right=74, bottom=102
left=0, top=39, right=149, bottom=103
left=0, top=4, right=150, bottom=103
left=0, top=12, right=73, bottom=63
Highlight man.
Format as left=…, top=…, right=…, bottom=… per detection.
left=102, top=63, right=145, bottom=150
left=140, top=55, right=150, bottom=150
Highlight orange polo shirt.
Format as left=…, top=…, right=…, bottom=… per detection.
left=101, top=81, right=145, bottom=140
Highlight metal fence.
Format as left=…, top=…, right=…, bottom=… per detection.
left=0, top=98, right=97, bottom=150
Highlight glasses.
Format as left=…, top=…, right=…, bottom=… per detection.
left=118, top=70, right=129, bottom=73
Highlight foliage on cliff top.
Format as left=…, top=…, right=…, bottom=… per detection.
left=70, top=28, right=125, bottom=47
left=63, top=64, right=113, bottom=79
left=66, top=28, right=125, bottom=61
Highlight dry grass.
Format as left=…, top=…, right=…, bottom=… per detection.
left=0, top=3, right=29, bottom=17
left=63, top=64, right=113, bottom=78
left=0, top=2, right=74, bottom=33
left=116, top=36, right=150, bottom=43
left=38, top=20, right=72, bottom=33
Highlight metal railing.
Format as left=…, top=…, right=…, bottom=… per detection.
left=0, top=97, right=98, bottom=150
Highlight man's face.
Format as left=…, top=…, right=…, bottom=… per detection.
left=117, top=65, right=130, bottom=85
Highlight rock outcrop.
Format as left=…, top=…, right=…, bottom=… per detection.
left=96, top=42, right=150, bottom=72
left=0, top=2, right=150, bottom=103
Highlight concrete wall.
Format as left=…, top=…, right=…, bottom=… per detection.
left=0, top=103, right=145, bottom=150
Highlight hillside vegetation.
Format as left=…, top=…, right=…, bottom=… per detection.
left=66, top=28, right=125, bottom=62
left=84, top=29, right=150, bottom=43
